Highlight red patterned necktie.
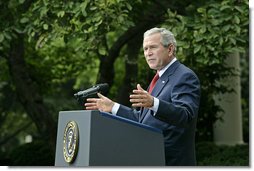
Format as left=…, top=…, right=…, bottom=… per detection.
left=148, top=73, right=159, bottom=94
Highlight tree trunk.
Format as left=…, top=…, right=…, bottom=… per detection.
left=7, top=34, right=57, bottom=151
left=116, top=34, right=142, bottom=106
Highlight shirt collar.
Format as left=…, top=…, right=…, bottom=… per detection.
left=158, top=57, right=177, bottom=77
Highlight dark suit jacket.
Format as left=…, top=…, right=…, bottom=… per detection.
left=116, top=60, right=201, bottom=166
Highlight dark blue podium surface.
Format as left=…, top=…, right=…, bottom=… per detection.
left=55, top=110, right=165, bottom=166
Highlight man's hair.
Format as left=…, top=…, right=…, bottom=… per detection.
left=144, top=27, right=177, bottom=56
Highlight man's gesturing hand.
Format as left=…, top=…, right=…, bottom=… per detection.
left=84, top=93, right=114, bottom=112
left=130, top=84, right=154, bottom=108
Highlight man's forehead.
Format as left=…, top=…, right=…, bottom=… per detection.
left=144, top=32, right=161, bottom=39
left=143, top=34, right=161, bottom=45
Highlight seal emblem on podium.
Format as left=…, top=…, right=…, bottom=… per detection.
left=63, top=120, right=79, bottom=163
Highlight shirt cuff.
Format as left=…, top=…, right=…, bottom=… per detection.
left=111, top=102, right=120, bottom=115
left=149, top=97, right=159, bottom=115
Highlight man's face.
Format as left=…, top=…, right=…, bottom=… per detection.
left=143, top=33, right=174, bottom=70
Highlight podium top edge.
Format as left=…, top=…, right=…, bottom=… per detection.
left=100, top=112, right=162, bottom=134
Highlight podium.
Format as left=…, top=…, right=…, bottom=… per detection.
left=55, top=110, right=165, bottom=166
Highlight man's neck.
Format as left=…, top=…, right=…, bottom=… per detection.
left=157, top=57, right=177, bottom=77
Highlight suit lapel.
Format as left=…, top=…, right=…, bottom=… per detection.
left=153, top=60, right=180, bottom=96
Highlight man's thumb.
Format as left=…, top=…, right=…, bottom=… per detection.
left=137, top=84, right=144, bottom=91
left=97, top=93, right=104, bottom=98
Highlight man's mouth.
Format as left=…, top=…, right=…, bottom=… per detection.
left=148, top=59, right=156, bottom=62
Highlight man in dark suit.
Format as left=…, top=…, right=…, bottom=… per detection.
left=85, top=27, right=201, bottom=166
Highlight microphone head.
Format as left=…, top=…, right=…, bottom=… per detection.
left=74, top=83, right=109, bottom=107
left=96, top=83, right=109, bottom=94
left=74, top=83, right=109, bottom=98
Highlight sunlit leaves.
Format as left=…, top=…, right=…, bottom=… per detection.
left=26, top=0, right=134, bottom=41
left=168, top=0, right=248, bottom=65
left=20, top=17, right=29, bottom=24
left=57, top=11, right=65, bottom=18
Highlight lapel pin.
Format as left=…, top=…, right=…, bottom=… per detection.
left=162, top=81, right=165, bottom=84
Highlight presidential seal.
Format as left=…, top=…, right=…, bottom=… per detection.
left=63, top=121, right=79, bottom=163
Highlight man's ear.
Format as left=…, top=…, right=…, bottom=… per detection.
left=168, top=44, right=174, bottom=55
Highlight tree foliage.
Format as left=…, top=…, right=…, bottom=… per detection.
left=162, top=0, right=248, bottom=140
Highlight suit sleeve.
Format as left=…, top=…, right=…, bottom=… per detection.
left=154, top=72, right=201, bottom=127
left=116, top=105, right=140, bottom=122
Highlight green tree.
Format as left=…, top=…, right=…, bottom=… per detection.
left=162, top=0, right=248, bottom=140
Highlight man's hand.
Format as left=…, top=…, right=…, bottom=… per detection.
left=84, top=93, right=114, bottom=112
left=130, top=84, right=154, bottom=108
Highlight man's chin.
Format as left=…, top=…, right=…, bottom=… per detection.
left=148, top=64, right=156, bottom=69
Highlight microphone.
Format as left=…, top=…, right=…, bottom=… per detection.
left=74, top=83, right=109, bottom=98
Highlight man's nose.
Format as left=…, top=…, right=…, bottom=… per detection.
left=147, top=49, right=153, bottom=56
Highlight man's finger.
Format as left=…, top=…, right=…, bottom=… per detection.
left=85, top=106, right=98, bottom=110
left=130, top=99, right=142, bottom=103
left=130, top=94, right=147, bottom=99
left=86, top=98, right=98, bottom=102
left=84, top=103, right=95, bottom=107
